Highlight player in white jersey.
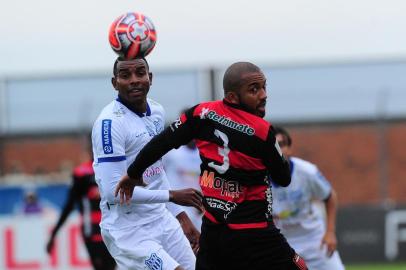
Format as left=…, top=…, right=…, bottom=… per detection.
left=272, top=127, right=345, bottom=270
left=92, top=57, right=203, bottom=270
left=163, top=141, right=203, bottom=231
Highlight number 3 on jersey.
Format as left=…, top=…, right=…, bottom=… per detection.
left=208, top=129, right=230, bottom=174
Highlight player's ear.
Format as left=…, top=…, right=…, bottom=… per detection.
left=149, top=72, right=153, bottom=86
left=112, top=77, right=118, bottom=90
left=225, top=91, right=239, bottom=104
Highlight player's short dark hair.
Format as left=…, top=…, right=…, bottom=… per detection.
left=273, top=126, right=292, bottom=146
left=113, top=57, right=150, bottom=77
left=223, top=62, right=261, bottom=94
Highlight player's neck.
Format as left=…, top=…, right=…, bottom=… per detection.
left=116, top=96, right=148, bottom=115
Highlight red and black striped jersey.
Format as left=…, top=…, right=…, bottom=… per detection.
left=128, top=99, right=291, bottom=230
left=52, top=161, right=103, bottom=242
left=72, top=161, right=102, bottom=241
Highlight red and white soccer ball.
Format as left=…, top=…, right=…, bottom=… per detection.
left=109, top=12, right=157, bottom=59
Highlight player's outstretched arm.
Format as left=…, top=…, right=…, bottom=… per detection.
left=46, top=184, right=77, bottom=254
left=169, top=189, right=203, bottom=211
left=321, top=189, right=338, bottom=257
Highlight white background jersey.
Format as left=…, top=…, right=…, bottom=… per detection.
left=163, top=145, right=203, bottom=230
left=92, top=98, right=170, bottom=230
left=272, top=157, right=332, bottom=258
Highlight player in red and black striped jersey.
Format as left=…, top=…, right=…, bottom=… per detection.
left=46, top=160, right=116, bottom=270
left=116, top=61, right=307, bottom=270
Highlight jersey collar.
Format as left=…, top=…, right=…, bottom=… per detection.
left=222, top=98, right=256, bottom=116
left=116, top=96, right=151, bottom=117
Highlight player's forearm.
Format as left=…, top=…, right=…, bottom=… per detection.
left=97, top=161, right=171, bottom=204
left=325, top=189, right=338, bottom=233
left=265, top=129, right=291, bottom=187
left=269, top=156, right=291, bottom=187
left=131, top=187, right=170, bottom=203
left=161, top=174, right=186, bottom=216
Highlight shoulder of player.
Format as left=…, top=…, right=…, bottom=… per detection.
left=147, top=98, right=165, bottom=118
left=194, top=100, right=221, bottom=112
left=290, top=157, right=318, bottom=175
left=94, top=101, right=127, bottom=126
left=95, top=100, right=125, bottom=120
left=147, top=98, right=164, bottom=111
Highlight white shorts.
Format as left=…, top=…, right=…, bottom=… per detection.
left=101, top=212, right=196, bottom=270
left=305, top=250, right=345, bottom=270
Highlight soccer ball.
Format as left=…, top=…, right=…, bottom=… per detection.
left=109, top=12, right=157, bottom=59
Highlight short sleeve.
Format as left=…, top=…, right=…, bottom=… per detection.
left=308, top=168, right=332, bottom=201
left=92, top=118, right=126, bottom=162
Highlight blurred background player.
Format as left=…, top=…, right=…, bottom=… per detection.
left=272, top=126, right=345, bottom=270
left=46, top=135, right=116, bottom=270
left=163, top=112, right=202, bottom=231
left=92, top=57, right=202, bottom=270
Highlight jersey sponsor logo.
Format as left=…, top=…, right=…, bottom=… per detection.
left=200, top=170, right=242, bottom=198
left=146, top=124, right=156, bottom=137
left=170, top=117, right=182, bottom=131
left=112, top=108, right=125, bottom=117
left=135, top=131, right=148, bottom=138
left=143, top=165, right=163, bottom=178
left=206, top=197, right=237, bottom=219
left=153, top=120, right=164, bottom=134
left=199, top=107, right=209, bottom=119
left=265, top=187, right=273, bottom=219
left=205, top=110, right=255, bottom=136
left=145, top=253, right=163, bottom=270
left=101, top=119, right=113, bottom=154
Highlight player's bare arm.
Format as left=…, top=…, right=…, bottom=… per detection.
left=321, top=189, right=338, bottom=257
left=169, top=189, right=203, bottom=211
left=115, top=174, right=204, bottom=208
left=176, top=211, right=201, bottom=254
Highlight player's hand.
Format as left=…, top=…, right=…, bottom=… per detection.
left=169, top=188, right=204, bottom=211
left=176, top=212, right=201, bottom=254
left=321, top=231, right=337, bottom=257
left=114, top=174, right=146, bottom=205
left=46, top=237, right=55, bottom=255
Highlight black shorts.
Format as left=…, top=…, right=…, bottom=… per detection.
left=196, top=219, right=307, bottom=270
left=83, top=238, right=116, bottom=270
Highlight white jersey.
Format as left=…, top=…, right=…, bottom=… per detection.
left=163, top=145, right=202, bottom=230
left=272, top=157, right=332, bottom=258
left=92, top=98, right=173, bottom=230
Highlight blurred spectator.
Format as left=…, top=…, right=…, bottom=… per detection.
left=23, top=191, right=43, bottom=214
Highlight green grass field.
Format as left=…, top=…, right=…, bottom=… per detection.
left=347, top=263, right=406, bottom=270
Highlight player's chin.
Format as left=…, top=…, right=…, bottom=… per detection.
left=128, top=94, right=147, bottom=104
left=256, top=107, right=266, bottom=118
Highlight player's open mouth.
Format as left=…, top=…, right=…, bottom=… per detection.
left=257, top=102, right=266, bottom=111
left=128, top=89, right=144, bottom=97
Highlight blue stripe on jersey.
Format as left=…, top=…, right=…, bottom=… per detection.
left=289, top=158, right=295, bottom=175
left=102, top=119, right=113, bottom=154
left=98, top=156, right=126, bottom=163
